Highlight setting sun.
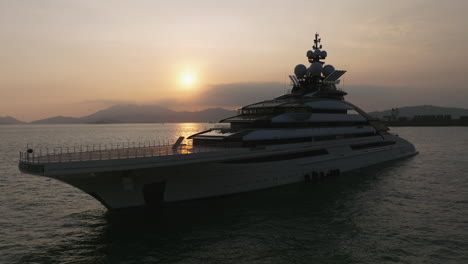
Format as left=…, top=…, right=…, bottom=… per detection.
left=181, top=73, right=195, bottom=86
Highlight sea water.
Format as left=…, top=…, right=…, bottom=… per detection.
left=1, top=124, right=467, bottom=264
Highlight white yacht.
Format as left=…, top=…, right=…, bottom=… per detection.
left=19, top=34, right=417, bottom=210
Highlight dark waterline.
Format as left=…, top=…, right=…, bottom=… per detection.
left=1, top=125, right=468, bottom=263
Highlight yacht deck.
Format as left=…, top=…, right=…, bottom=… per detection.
left=19, top=143, right=231, bottom=164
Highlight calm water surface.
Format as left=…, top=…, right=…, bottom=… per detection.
left=1, top=124, right=468, bottom=264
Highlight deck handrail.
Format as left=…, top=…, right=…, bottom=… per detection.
left=18, top=138, right=237, bottom=164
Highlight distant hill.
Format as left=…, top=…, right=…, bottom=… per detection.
left=10, top=104, right=468, bottom=124
left=81, top=104, right=176, bottom=123
left=0, top=116, right=25, bottom=124
left=29, top=105, right=237, bottom=124
left=31, top=116, right=84, bottom=124
left=369, top=105, right=468, bottom=119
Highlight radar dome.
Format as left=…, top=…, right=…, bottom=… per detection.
left=294, top=64, right=307, bottom=77
left=314, top=49, right=321, bottom=56
left=320, top=50, right=327, bottom=58
left=322, top=64, right=335, bottom=76
left=306, top=50, right=314, bottom=58
left=308, top=62, right=323, bottom=76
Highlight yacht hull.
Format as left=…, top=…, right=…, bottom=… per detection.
left=25, top=135, right=416, bottom=210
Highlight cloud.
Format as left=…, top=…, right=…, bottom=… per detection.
left=156, top=81, right=468, bottom=113
left=345, top=84, right=468, bottom=112
left=153, top=98, right=188, bottom=109
left=190, top=81, right=468, bottom=113
left=192, top=82, right=288, bottom=108
left=80, top=99, right=135, bottom=105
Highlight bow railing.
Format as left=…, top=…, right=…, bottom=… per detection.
left=19, top=138, right=237, bottom=164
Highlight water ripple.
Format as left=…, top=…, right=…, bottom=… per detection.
left=1, top=125, right=468, bottom=263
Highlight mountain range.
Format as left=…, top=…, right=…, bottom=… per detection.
left=368, top=105, right=468, bottom=119
left=29, top=105, right=237, bottom=124
left=3, top=104, right=468, bottom=124
left=0, top=116, right=25, bottom=124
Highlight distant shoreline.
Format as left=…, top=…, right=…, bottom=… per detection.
left=4, top=104, right=468, bottom=125
left=2, top=122, right=468, bottom=127
left=383, top=120, right=468, bottom=127
left=0, top=122, right=222, bottom=125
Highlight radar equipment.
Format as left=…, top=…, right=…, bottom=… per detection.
left=320, top=50, right=327, bottom=58
left=290, top=33, right=347, bottom=98
left=308, top=62, right=323, bottom=76
left=322, top=64, right=335, bottom=76
left=294, top=64, right=308, bottom=77
left=289, top=75, right=300, bottom=86
left=323, top=70, right=346, bottom=84
left=313, top=33, right=322, bottom=50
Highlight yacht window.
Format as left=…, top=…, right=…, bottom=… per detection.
left=350, top=141, right=396, bottom=150
left=224, top=149, right=328, bottom=163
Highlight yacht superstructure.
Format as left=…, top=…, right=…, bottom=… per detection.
left=18, top=34, right=417, bottom=210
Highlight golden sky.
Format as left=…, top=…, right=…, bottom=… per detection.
left=1, top=0, right=467, bottom=121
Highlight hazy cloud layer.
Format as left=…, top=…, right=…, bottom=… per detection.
left=192, top=82, right=468, bottom=112
left=341, top=85, right=468, bottom=112
left=193, top=82, right=288, bottom=108
left=1, top=0, right=467, bottom=120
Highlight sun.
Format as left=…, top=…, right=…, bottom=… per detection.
left=181, top=73, right=195, bottom=86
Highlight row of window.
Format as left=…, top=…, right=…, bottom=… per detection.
left=240, top=108, right=348, bottom=115
left=193, top=132, right=377, bottom=148
left=223, top=149, right=328, bottom=164
left=350, top=141, right=396, bottom=150
left=231, top=121, right=368, bottom=129
left=241, top=108, right=275, bottom=114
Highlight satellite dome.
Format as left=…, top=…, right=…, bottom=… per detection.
left=308, top=62, right=323, bottom=76
left=306, top=50, right=314, bottom=58
left=322, top=64, right=335, bottom=76
left=294, top=64, right=307, bottom=78
left=320, top=50, right=327, bottom=58
left=314, top=49, right=321, bottom=56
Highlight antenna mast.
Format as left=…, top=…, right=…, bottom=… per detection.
left=313, top=33, right=322, bottom=50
